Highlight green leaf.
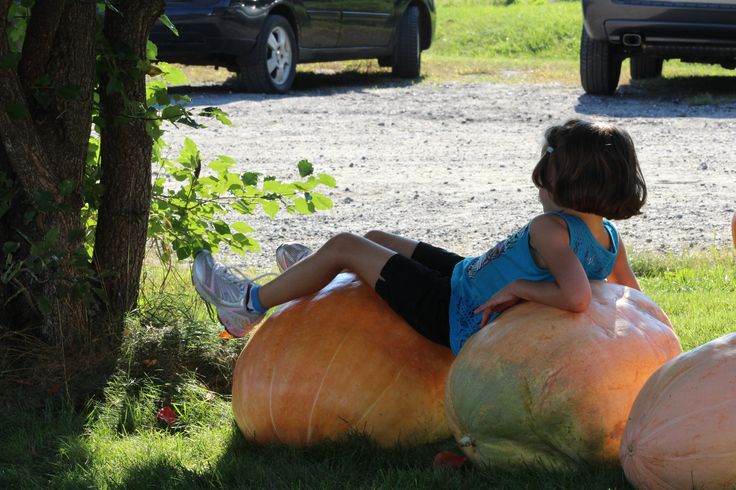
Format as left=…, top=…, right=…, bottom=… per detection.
left=317, top=173, right=337, bottom=187
left=213, top=221, right=231, bottom=235
left=175, top=246, right=190, bottom=261
left=60, top=179, right=76, bottom=196
left=263, top=180, right=294, bottom=194
left=146, top=40, right=158, bottom=61
left=182, top=137, right=198, bottom=157
left=5, top=101, right=29, bottom=119
left=0, top=53, right=20, bottom=69
left=231, top=221, right=254, bottom=234
left=145, top=120, right=164, bottom=140
left=241, top=172, right=259, bottom=186
left=37, top=295, right=51, bottom=316
left=298, top=159, right=314, bottom=177
left=161, top=63, right=188, bottom=86
left=44, top=226, right=61, bottom=245
left=200, top=106, right=231, bottom=125
left=209, top=158, right=232, bottom=173
left=2, top=241, right=19, bottom=254
left=310, top=192, right=333, bottom=210
left=154, top=87, right=171, bottom=106
left=161, top=104, right=186, bottom=121
left=143, top=60, right=162, bottom=77
left=158, top=14, right=179, bottom=36
left=293, top=197, right=310, bottom=214
left=260, top=200, right=279, bottom=219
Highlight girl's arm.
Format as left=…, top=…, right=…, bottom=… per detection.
left=475, top=215, right=592, bottom=325
left=606, top=237, right=641, bottom=290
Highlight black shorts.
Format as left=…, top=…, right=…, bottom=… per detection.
left=374, top=242, right=465, bottom=347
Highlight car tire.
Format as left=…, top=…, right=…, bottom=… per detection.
left=630, top=55, right=663, bottom=80
left=392, top=6, right=421, bottom=79
left=580, top=27, right=622, bottom=95
left=237, top=15, right=297, bottom=94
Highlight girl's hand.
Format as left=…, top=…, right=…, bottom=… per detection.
left=474, top=284, right=522, bottom=326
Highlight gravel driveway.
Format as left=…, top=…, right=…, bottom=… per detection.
left=166, top=80, right=736, bottom=271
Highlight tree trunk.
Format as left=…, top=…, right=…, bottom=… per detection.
left=0, top=0, right=96, bottom=349
left=93, top=0, right=165, bottom=328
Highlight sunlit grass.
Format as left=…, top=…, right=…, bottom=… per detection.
left=633, top=249, right=736, bottom=350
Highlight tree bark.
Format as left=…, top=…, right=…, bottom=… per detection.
left=0, top=0, right=96, bottom=348
left=93, top=0, right=164, bottom=325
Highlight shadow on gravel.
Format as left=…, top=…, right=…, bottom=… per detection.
left=169, top=69, right=423, bottom=101
left=576, top=75, right=736, bottom=118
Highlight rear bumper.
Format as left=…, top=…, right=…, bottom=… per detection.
left=583, top=0, right=736, bottom=48
left=150, top=4, right=267, bottom=67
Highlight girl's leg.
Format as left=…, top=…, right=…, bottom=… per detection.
left=365, top=230, right=463, bottom=276
left=363, top=230, right=419, bottom=258
left=258, top=232, right=395, bottom=309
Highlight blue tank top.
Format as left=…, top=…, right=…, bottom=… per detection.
left=448, top=211, right=620, bottom=354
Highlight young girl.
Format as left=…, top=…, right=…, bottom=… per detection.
left=192, top=119, right=646, bottom=355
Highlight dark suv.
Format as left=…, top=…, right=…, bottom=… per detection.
left=150, top=0, right=436, bottom=93
left=580, top=0, right=736, bottom=94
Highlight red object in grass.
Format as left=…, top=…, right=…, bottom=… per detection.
left=433, top=451, right=468, bottom=470
left=157, top=406, right=177, bottom=425
left=218, top=331, right=233, bottom=340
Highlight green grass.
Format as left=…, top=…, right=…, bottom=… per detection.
left=431, top=0, right=581, bottom=60
left=634, top=250, right=736, bottom=351
left=2, top=250, right=735, bottom=489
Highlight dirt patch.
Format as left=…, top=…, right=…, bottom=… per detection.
left=165, top=80, right=736, bottom=271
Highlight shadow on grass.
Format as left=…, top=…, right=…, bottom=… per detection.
left=106, top=426, right=632, bottom=489
left=168, top=69, right=423, bottom=102
left=0, top=398, right=86, bottom=490
left=1, top=398, right=632, bottom=490
left=576, top=75, right=736, bottom=118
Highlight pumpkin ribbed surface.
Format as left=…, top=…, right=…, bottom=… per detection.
left=444, top=282, right=682, bottom=470
left=232, top=273, right=454, bottom=447
left=620, top=332, right=736, bottom=490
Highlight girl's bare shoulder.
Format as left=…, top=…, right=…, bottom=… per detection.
left=529, top=213, right=568, bottom=237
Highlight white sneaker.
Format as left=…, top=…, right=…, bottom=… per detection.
left=275, top=243, right=313, bottom=272
left=191, top=250, right=270, bottom=337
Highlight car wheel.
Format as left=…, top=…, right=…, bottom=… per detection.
left=392, top=6, right=421, bottom=79
left=238, top=15, right=297, bottom=94
left=580, top=27, right=622, bottom=95
left=630, top=55, right=663, bottom=80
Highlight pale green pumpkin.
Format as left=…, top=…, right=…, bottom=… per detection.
left=445, top=282, right=682, bottom=470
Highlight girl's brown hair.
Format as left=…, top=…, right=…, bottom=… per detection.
left=531, top=119, right=647, bottom=220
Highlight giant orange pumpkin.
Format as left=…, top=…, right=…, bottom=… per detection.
left=231, top=273, right=454, bottom=447
left=444, top=282, right=682, bottom=470
left=732, top=210, right=736, bottom=248
left=620, top=332, right=736, bottom=490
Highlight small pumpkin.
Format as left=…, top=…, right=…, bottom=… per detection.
left=231, top=273, right=454, bottom=447
left=731, top=210, right=736, bottom=248
left=444, top=282, right=682, bottom=470
left=620, top=332, right=736, bottom=490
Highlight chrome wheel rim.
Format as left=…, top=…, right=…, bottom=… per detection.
left=266, top=26, right=292, bottom=86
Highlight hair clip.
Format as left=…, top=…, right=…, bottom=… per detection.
left=546, top=146, right=554, bottom=154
